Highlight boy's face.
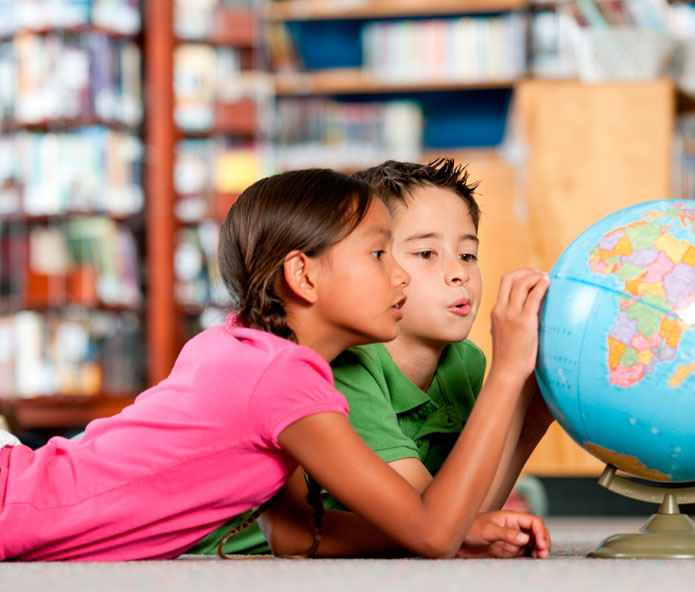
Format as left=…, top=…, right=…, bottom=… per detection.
left=391, top=184, right=481, bottom=348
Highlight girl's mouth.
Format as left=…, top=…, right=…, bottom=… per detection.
left=392, top=297, right=407, bottom=319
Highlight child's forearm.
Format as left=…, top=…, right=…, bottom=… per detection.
left=415, top=368, right=530, bottom=552
left=479, top=392, right=529, bottom=511
left=480, top=379, right=553, bottom=511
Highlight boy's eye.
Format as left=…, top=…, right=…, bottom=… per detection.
left=459, top=253, right=478, bottom=263
left=416, top=251, right=434, bottom=260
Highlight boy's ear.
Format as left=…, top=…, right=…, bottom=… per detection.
left=282, top=250, right=319, bottom=304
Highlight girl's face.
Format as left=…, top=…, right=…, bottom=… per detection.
left=390, top=184, right=482, bottom=349
left=313, top=199, right=410, bottom=351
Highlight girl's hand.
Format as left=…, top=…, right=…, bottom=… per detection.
left=489, top=269, right=549, bottom=381
left=456, top=511, right=551, bottom=559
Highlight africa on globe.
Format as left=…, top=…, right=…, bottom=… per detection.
left=536, top=200, right=695, bottom=483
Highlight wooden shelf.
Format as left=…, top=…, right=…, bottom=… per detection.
left=0, top=118, right=142, bottom=134
left=268, top=0, right=529, bottom=20
left=0, top=211, right=144, bottom=225
left=275, top=68, right=519, bottom=95
left=0, top=24, right=141, bottom=42
left=0, top=394, right=135, bottom=431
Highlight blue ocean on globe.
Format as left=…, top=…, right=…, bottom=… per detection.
left=536, top=200, right=695, bottom=482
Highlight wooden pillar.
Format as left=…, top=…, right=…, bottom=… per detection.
left=145, top=0, right=177, bottom=385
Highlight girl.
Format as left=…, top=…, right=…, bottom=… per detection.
left=0, top=168, right=548, bottom=561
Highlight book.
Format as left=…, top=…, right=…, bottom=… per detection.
left=361, top=15, right=527, bottom=84
left=174, top=44, right=217, bottom=131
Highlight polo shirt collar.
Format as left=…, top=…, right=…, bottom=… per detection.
left=377, top=344, right=435, bottom=415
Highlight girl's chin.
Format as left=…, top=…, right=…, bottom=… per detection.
left=358, top=329, right=400, bottom=347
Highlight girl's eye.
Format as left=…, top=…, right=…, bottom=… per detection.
left=459, top=253, right=478, bottom=263
left=416, top=251, right=434, bottom=260
left=371, top=250, right=385, bottom=260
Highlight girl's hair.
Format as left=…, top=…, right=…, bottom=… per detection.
left=218, top=168, right=374, bottom=343
left=217, top=475, right=325, bottom=560
left=353, top=158, right=480, bottom=231
left=217, top=169, right=372, bottom=558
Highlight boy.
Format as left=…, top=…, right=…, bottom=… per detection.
left=190, top=159, right=552, bottom=558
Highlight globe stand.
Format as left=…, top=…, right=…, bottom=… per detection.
left=589, top=465, right=695, bottom=559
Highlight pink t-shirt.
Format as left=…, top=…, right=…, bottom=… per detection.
left=0, top=317, right=348, bottom=561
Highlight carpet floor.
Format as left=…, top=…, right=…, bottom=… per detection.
left=2, top=517, right=695, bottom=592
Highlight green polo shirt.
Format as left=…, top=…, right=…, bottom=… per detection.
left=187, top=340, right=485, bottom=555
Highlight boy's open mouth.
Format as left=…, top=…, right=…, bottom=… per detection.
left=448, top=298, right=471, bottom=315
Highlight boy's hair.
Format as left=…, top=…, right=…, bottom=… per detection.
left=353, top=158, right=480, bottom=231
left=218, top=168, right=374, bottom=343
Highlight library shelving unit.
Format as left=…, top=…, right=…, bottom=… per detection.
left=267, top=0, right=529, bottom=165
left=145, top=0, right=272, bottom=385
left=0, top=1, right=146, bottom=435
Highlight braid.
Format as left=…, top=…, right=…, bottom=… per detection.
left=282, top=473, right=324, bottom=559
left=217, top=503, right=269, bottom=559
left=239, top=272, right=297, bottom=343
left=217, top=475, right=324, bottom=560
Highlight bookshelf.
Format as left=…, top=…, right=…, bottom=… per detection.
left=167, top=0, right=272, bottom=359
left=0, top=0, right=145, bottom=434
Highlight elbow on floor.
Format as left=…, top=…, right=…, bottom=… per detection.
left=414, top=529, right=461, bottom=559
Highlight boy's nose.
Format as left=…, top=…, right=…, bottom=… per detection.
left=445, top=261, right=468, bottom=286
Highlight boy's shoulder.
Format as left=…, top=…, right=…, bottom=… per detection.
left=331, top=343, right=394, bottom=390
left=448, top=339, right=485, bottom=363
left=334, top=342, right=387, bottom=364
left=438, top=339, right=487, bottom=393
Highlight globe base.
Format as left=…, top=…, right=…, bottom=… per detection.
left=588, top=465, right=695, bottom=559
left=590, top=513, right=695, bottom=559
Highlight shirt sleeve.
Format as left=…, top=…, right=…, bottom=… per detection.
left=331, top=348, right=420, bottom=463
left=246, top=347, right=349, bottom=449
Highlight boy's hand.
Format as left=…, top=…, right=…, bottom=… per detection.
left=490, top=269, right=549, bottom=380
left=455, top=511, right=551, bottom=559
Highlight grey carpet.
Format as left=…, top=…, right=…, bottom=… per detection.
left=2, top=518, right=694, bottom=592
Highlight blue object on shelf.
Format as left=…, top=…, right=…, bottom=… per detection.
left=288, top=21, right=363, bottom=70
left=337, top=89, right=513, bottom=148
left=422, top=89, right=513, bottom=148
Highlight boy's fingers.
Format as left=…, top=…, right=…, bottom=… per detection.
left=496, top=268, right=537, bottom=307
left=508, top=271, right=549, bottom=313
left=521, top=273, right=550, bottom=315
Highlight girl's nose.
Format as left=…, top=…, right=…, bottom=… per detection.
left=393, top=259, right=410, bottom=288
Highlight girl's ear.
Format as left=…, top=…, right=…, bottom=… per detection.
left=282, top=250, right=319, bottom=304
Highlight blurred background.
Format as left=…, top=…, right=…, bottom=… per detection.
left=0, top=0, right=693, bottom=514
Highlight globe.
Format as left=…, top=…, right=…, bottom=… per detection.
left=536, top=199, right=695, bottom=483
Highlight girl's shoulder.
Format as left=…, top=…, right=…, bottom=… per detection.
left=176, top=315, right=332, bottom=382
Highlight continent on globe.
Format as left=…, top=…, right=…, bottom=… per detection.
left=584, top=442, right=670, bottom=482
left=587, top=207, right=695, bottom=387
